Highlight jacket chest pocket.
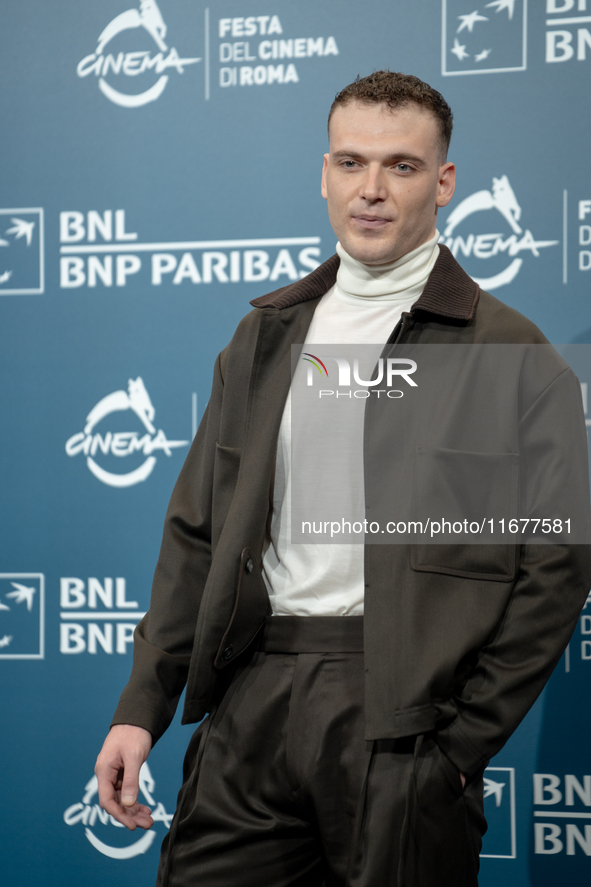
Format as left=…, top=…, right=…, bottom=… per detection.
left=410, top=447, right=519, bottom=581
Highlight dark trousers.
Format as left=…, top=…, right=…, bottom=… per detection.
left=158, top=617, right=486, bottom=887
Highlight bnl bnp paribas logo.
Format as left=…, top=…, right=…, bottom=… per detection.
left=65, top=377, right=188, bottom=488
left=76, top=0, right=200, bottom=107
left=0, top=209, right=44, bottom=296
left=440, top=175, right=558, bottom=289
left=64, top=763, right=172, bottom=859
left=442, top=0, right=527, bottom=74
left=0, top=574, right=45, bottom=659
left=443, top=0, right=591, bottom=73
left=481, top=767, right=517, bottom=858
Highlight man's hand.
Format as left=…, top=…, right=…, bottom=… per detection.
left=95, top=724, right=154, bottom=831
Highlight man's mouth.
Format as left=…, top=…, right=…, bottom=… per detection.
left=352, top=215, right=391, bottom=230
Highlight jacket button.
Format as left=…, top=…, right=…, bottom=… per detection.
left=245, top=558, right=254, bottom=573
left=222, top=645, right=233, bottom=661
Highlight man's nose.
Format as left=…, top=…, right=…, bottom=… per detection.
left=359, top=165, right=387, bottom=202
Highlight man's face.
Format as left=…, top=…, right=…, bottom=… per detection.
left=321, top=101, right=456, bottom=265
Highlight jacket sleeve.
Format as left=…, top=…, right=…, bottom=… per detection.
left=437, top=366, right=591, bottom=777
left=110, top=351, right=226, bottom=743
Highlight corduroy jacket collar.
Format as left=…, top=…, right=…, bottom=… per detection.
left=250, top=243, right=480, bottom=321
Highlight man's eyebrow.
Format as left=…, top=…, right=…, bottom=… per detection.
left=330, top=148, right=427, bottom=164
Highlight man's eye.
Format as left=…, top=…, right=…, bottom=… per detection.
left=396, top=163, right=412, bottom=172
left=342, top=160, right=358, bottom=168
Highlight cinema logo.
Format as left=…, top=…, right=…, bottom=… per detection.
left=59, top=209, right=322, bottom=289
left=64, top=763, right=172, bottom=859
left=302, top=352, right=418, bottom=399
left=440, top=175, right=558, bottom=289
left=76, top=0, right=200, bottom=107
left=65, top=377, right=188, bottom=488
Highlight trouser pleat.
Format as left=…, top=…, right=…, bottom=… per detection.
left=156, top=618, right=486, bottom=887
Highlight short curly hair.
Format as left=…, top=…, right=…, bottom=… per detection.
left=328, top=71, right=453, bottom=158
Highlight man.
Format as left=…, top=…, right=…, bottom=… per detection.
left=95, top=72, right=591, bottom=886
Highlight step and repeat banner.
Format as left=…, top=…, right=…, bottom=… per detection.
left=1, top=1, right=590, bottom=885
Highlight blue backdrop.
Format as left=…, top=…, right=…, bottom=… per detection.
left=2, top=1, right=591, bottom=883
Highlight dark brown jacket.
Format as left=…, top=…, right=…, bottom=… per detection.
left=112, top=246, right=591, bottom=777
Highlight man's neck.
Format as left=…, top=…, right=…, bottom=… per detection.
left=336, top=231, right=440, bottom=299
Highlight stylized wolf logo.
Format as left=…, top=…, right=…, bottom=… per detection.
left=84, top=377, right=156, bottom=435
left=443, top=174, right=523, bottom=238
left=97, top=0, right=168, bottom=55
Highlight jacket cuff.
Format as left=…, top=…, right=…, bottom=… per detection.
left=110, top=693, right=176, bottom=745
left=435, top=719, right=490, bottom=778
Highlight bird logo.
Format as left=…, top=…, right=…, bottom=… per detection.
left=6, top=582, right=37, bottom=612
left=486, top=0, right=516, bottom=18
left=443, top=0, right=523, bottom=74
left=483, top=777, right=505, bottom=806
left=0, top=574, right=44, bottom=658
left=457, top=11, right=489, bottom=33
left=6, top=218, right=35, bottom=246
left=0, top=573, right=45, bottom=660
left=0, top=216, right=36, bottom=290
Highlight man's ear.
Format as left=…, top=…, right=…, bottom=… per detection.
left=321, top=154, right=329, bottom=200
left=436, top=161, right=456, bottom=208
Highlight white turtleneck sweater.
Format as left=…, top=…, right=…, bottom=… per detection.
left=262, top=232, right=440, bottom=616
